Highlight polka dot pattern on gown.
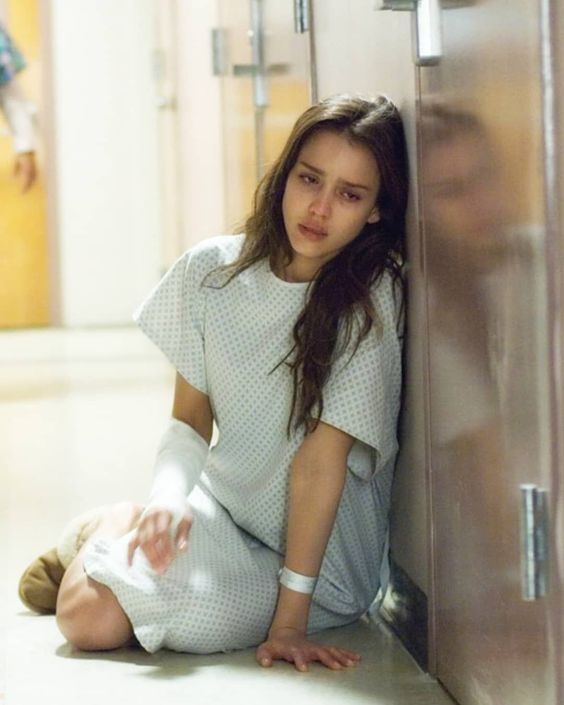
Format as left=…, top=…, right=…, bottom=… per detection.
left=82, top=234, right=403, bottom=653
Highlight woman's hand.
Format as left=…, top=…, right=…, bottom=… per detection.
left=127, top=506, right=192, bottom=574
left=256, top=627, right=361, bottom=672
left=14, top=152, right=37, bottom=192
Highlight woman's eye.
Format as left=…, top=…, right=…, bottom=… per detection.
left=342, top=191, right=361, bottom=202
left=299, top=173, right=317, bottom=185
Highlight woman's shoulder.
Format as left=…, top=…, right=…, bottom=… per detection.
left=369, top=268, right=403, bottom=303
left=187, top=234, right=245, bottom=268
left=369, top=268, right=405, bottom=339
left=175, top=235, right=245, bottom=284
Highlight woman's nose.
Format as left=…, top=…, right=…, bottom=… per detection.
left=309, top=192, right=332, bottom=218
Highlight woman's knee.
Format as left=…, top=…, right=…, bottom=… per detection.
left=56, top=577, right=133, bottom=651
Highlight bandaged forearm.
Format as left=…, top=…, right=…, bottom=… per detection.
left=143, top=418, right=209, bottom=528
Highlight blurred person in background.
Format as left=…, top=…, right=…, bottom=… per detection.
left=0, top=21, right=37, bottom=193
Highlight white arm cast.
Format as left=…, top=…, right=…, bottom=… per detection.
left=142, top=417, right=209, bottom=530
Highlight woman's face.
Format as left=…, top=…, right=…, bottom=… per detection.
left=281, top=129, right=381, bottom=282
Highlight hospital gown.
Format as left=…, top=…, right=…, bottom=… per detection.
left=83, top=234, right=402, bottom=654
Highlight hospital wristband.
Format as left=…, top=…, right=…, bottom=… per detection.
left=279, top=566, right=318, bottom=594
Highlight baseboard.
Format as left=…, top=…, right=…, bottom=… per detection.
left=378, top=557, right=429, bottom=671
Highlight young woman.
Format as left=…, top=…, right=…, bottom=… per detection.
left=21, top=94, right=408, bottom=671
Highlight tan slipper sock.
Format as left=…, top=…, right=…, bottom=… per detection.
left=18, top=505, right=110, bottom=614
left=18, top=548, right=65, bottom=614
left=18, top=504, right=142, bottom=614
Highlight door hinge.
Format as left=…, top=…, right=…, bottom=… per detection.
left=294, top=0, right=310, bottom=34
left=520, top=484, right=549, bottom=600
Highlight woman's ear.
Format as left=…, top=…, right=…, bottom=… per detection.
left=367, top=206, right=380, bottom=224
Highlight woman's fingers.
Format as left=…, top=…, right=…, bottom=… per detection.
left=142, top=536, right=170, bottom=572
left=302, top=645, right=359, bottom=670
left=255, top=644, right=273, bottom=667
left=327, top=645, right=361, bottom=666
left=175, top=516, right=192, bottom=552
left=128, top=510, right=181, bottom=572
left=292, top=652, right=309, bottom=672
left=256, top=639, right=359, bottom=671
left=316, top=648, right=345, bottom=670
left=127, top=534, right=140, bottom=565
left=153, top=513, right=175, bottom=564
left=144, top=539, right=173, bottom=572
left=256, top=641, right=294, bottom=668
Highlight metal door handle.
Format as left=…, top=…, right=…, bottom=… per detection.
left=376, top=0, right=442, bottom=66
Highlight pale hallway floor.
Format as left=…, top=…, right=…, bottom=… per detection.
left=0, top=327, right=454, bottom=705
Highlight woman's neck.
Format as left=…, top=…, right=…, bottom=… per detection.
left=281, top=258, right=317, bottom=283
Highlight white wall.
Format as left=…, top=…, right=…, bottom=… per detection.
left=49, top=0, right=162, bottom=326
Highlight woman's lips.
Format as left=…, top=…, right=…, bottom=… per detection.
left=298, top=223, right=327, bottom=241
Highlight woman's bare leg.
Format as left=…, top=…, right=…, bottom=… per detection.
left=56, top=501, right=143, bottom=651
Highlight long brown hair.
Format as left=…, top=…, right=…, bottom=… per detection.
left=210, top=94, right=408, bottom=434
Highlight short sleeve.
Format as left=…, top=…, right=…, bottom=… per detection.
left=320, top=279, right=402, bottom=480
left=133, top=249, right=208, bottom=394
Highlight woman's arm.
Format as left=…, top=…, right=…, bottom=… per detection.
left=171, top=371, right=213, bottom=443
left=128, top=373, right=213, bottom=572
left=0, top=81, right=37, bottom=192
left=256, top=421, right=361, bottom=671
